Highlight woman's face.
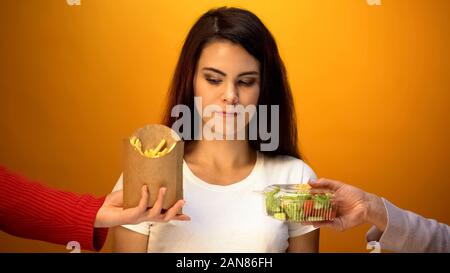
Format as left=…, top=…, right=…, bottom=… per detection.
left=193, top=40, right=260, bottom=139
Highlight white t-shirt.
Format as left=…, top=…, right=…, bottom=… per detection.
left=112, top=151, right=318, bottom=252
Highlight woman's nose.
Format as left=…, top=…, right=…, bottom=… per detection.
left=222, top=82, right=239, bottom=105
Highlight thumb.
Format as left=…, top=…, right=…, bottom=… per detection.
left=309, top=178, right=343, bottom=192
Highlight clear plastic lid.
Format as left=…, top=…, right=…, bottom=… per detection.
left=263, top=184, right=337, bottom=223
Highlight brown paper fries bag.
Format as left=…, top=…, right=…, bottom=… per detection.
left=123, top=124, right=184, bottom=209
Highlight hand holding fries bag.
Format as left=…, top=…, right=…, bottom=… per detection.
left=123, top=124, right=184, bottom=209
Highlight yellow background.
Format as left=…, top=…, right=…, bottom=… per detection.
left=1, top=0, right=449, bottom=252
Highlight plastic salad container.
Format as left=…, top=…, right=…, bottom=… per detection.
left=263, top=184, right=337, bottom=222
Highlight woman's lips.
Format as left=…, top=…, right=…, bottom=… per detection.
left=214, top=111, right=238, bottom=117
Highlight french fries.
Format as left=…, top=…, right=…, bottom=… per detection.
left=295, top=184, right=311, bottom=192
left=129, top=136, right=176, bottom=158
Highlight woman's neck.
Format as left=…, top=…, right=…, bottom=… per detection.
left=185, top=140, right=256, bottom=171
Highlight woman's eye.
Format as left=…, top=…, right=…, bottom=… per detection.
left=238, top=79, right=256, bottom=87
left=206, top=78, right=222, bottom=85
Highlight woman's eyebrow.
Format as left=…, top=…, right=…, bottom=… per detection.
left=202, top=67, right=259, bottom=77
left=202, top=67, right=226, bottom=76
left=237, top=71, right=259, bottom=77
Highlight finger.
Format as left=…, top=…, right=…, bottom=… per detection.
left=312, top=222, right=338, bottom=230
left=120, top=186, right=150, bottom=224
left=309, top=178, right=343, bottom=191
left=314, top=218, right=345, bottom=231
left=148, top=187, right=166, bottom=216
left=171, top=214, right=191, bottom=221
left=311, top=221, right=334, bottom=228
left=163, top=200, right=185, bottom=221
left=136, top=185, right=149, bottom=212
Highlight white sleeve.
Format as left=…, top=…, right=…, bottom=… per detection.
left=288, top=222, right=318, bottom=238
left=287, top=161, right=319, bottom=238
left=112, top=174, right=151, bottom=236
left=299, top=161, right=318, bottom=183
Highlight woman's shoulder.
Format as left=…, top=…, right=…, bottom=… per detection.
left=259, top=152, right=317, bottom=183
left=260, top=152, right=311, bottom=169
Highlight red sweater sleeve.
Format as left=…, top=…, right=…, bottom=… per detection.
left=0, top=166, right=108, bottom=251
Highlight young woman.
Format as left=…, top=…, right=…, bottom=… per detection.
left=112, top=7, right=319, bottom=252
